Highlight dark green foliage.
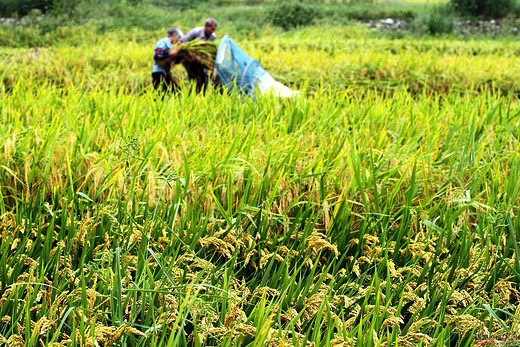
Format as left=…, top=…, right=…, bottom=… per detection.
left=450, top=0, right=516, bottom=18
left=0, top=0, right=53, bottom=17
left=412, top=6, right=456, bottom=35
left=266, top=1, right=322, bottom=30
left=0, top=0, right=197, bottom=18
left=144, top=0, right=200, bottom=9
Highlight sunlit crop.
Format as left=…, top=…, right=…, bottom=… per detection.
left=1, top=23, right=519, bottom=346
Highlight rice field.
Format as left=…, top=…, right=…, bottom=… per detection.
left=1, top=23, right=520, bottom=346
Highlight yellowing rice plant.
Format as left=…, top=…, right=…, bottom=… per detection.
left=0, top=23, right=520, bottom=347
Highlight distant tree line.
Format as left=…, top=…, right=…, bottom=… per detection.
left=1, top=0, right=517, bottom=19
left=1, top=0, right=54, bottom=17
left=0, top=0, right=193, bottom=17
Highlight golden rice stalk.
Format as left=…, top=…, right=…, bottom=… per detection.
left=402, top=292, right=425, bottom=314
left=252, top=287, right=280, bottom=298
left=280, top=308, right=301, bottom=329
left=49, top=290, right=70, bottom=318
left=103, top=325, right=146, bottom=346
left=372, top=329, right=379, bottom=346
left=30, top=316, right=55, bottom=344
left=450, top=290, right=472, bottom=307
left=177, top=40, right=218, bottom=70
left=16, top=323, right=24, bottom=336
left=0, top=288, right=13, bottom=311
left=158, top=40, right=218, bottom=71
left=224, top=302, right=248, bottom=327
left=6, top=334, right=24, bottom=347
left=259, top=250, right=274, bottom=269
left=398, top=332, right=433, bottom=347
left=493, top=278, right=519, bottom=306
left=449, top=314, right=486, bottom=337
left=303, top=291, right=335, bottom=323
left=330, top=337, right=356, bottom=347
left=406, top=318, right=438, bottom=342
left=305, top=231, right=340, bottom=258
left=243, top=249, right=257, bottom=268
left=197, top=236, right=235, bottom=258
left=47, top=342, right=72, bottom=347
left=381, top=315, right=405, bottom=331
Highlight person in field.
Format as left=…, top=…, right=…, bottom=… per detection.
left=152, top=27, right=183, bottom=93
left=180, top=18, right=217, bottom=43
left=179, top=18, right=218, bottom=93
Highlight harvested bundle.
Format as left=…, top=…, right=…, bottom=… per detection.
left=158, top=40, right=218, bottom=70
left=178, top=40, right=218, bottom=70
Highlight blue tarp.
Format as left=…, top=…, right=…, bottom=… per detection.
left=215, top=35, right=267, bottom=97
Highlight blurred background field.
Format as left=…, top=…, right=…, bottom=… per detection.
left=2, top=25, right=520, bottom=95
left=1, top=0, right=520, bottom=346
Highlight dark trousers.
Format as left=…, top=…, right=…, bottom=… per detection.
left=152, top=72, right=178, bottom=93
left=183, top=62, right=208, bottom=94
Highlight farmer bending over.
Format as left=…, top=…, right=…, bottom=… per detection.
left=152, top=27, right=183, bottom=93
left=179, top=18, right=218, bottom=93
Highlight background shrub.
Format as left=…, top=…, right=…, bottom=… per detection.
left=412, top=6, right=456, bottom=35
left=266, top=1, right=322, bottom=30
left=450, top=0, right=516, bottom=18
left=0, top=0, right=53, bottom=17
